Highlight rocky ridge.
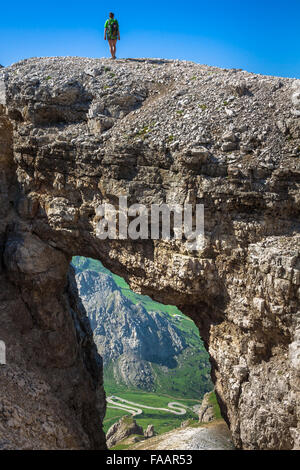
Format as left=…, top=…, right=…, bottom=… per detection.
left=0, top=57, right=299, bottom=449
left=130, top=420, right=234, bottom=450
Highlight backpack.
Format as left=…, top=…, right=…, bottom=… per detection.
left=108, top=19, right=118, bottom=37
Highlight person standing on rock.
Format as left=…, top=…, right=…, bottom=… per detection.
left=104, top=12, right=120, bottom=59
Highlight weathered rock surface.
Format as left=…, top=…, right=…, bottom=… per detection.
left=144, top=424, right=156, bottom=438
left=0, top=57, right=299, bottom=449
left=198, top=392, right=216, bottom=423
left=131, top=421, right=234, bottom=450
left=106, top=415, right=144, bottom=448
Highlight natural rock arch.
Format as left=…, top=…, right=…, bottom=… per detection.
left=0, top=57, right=299, bottom=450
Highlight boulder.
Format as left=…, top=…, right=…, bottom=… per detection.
left=144, top=424, right=155, bottom=438
left=106, top=416, right=144, bottom=448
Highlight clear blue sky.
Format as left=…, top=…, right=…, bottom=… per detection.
left=1, top=0, right=299, bottom=78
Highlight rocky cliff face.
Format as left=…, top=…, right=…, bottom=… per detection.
left=0, top=57, right=299, bottom=449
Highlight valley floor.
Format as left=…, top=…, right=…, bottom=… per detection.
left=103, top=389, right=201, bottom=435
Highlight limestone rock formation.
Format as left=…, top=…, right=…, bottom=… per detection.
left=144, top=424, right=156, bottom=438
left=106, top=415, right=144, bottom=448
left=198, top=392, right=215, bottom=423
left=0, top=57, right=299, bottom=449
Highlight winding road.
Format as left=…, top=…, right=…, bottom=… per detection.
left=106, top=396, right=188, bottom=416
